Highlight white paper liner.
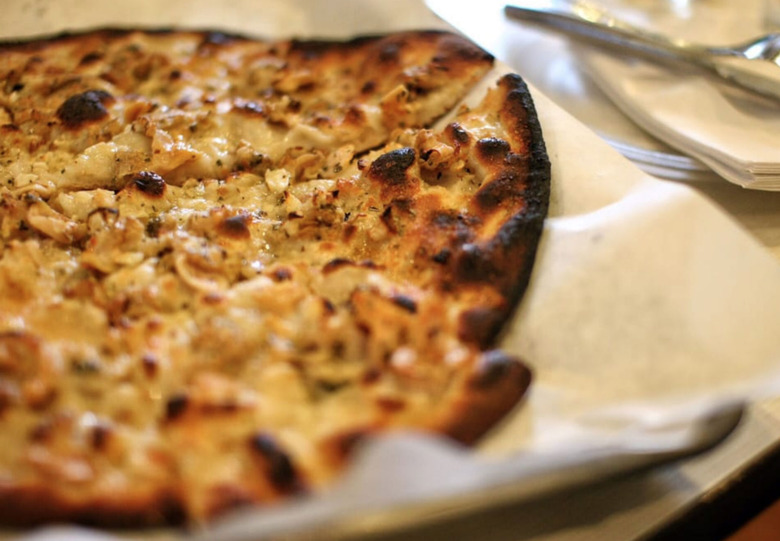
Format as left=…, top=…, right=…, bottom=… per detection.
left=2, top=1, right=780, bottom=540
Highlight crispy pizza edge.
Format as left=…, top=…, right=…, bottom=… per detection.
left=429, top=73, right=550, bottom=445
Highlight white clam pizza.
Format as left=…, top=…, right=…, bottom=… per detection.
left=0, top=29, right=550, bottom=526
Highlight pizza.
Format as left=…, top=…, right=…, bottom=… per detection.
left=0, top=28, right=550, bottom=527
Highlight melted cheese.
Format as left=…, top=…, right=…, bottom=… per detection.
left=0, top=29, right=542, bottom=525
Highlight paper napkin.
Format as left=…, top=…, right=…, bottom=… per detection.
left=574, top=0, right=780, bottom=189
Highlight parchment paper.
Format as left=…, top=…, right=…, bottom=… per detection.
left=3, top=1, right=780, bottom=540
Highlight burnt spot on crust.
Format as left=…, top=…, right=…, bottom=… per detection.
left=271, top=267, right=293, bottom=282
left=432, top=248, right=451, bottom=264
left=361, top=80, right=376, bottom=94
left=475, top=137, right=510, bottom=165
left=145, top=216, right=162, bottom=238
left=452, top=242, right=496, bottom=284
left=141, top=354, right=158, bottom=378
left=444, top=122, right=470, bottom=146
left=218, top=213, right=251, bottom=239
left=322, top=258, right=353, bottom=274
left=378, top=41, right=402, bottom=63
left=197, top=31, right=240, bottom=54
left=79, top=51, right=103, bottom=65
left=497, top=74, right=551, bottom=195
left=322, top=258, right=380, bottom=274
left=377, top=198, right=413, bottom=236
left=361, top=367, right=381, bottom=385
left=342, top=224, right=358, bottom=242
left=458, top=306, right=506, bottom=348
left=343, top=105, right=365, bottom=127
left=433, top=34, right=494, bottom=65
left=376, top=396, right=406, bottom=412
left=474, top=167, right=526, bottom=212
left=289, top=35, right=372, bottom=60
left=438, top=352, right=532, bottom=446
left=248, top=432, right=303, bottom=493
left=90, top=423, right=112, bottom=451
left=390, top=294, right=417, bottom=314
left=164, top=393, right=189, bottom=421
left=130, top=171, right=166, bottom=197
left=469, top=350, right=522, bottom=389
left=56, top=89, right=113, bottom=128
left=0, top=486, right=187, bottom=527
left=433, top=75, right=549, bottom=347
left=367, top=147, right=415, bottom=187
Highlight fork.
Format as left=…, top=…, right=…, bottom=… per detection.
left=504, top=0, right=780, bottom=104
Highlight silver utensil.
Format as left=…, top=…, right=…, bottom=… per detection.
left=504, top=0, right=780, bottom=104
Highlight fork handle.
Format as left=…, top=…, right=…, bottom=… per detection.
left=504, top=1, right=780, bottom=104
left=504, top=1, right=710, bottom=68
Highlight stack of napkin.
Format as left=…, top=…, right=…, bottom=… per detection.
left=575, top=0, right=780, bottom=190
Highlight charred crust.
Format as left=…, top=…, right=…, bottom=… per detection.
left=474, top=167, right=526, bottom=212
left=361, top=80, right=376, bottom=94
left=378, top=41, right=401, bottom=63
left=361, top=367, right=381, bottom=385
left=130, top=170, right=166, bottom=197
left=56, top=89, right=113, bottom=128
left=28, top=419, right=54, bottom=442
left=433, top=34, right=494, bottom=64
left=432, top=248, right=451, bottom=264
left=145, top=216, right=162, bottom=237
left=248, top=432, right=302, bottom=493
left=343, top=105, right=365, bottom=126
left=452, top=242, right=498, bottom=284
left=380, top=205, right=396, bottom=233
left=289, top=35, right=379, bottom=60
left=0, top=487, right=186, bottom=527
left=444, top=73, right=548, bottom=348
left=164, top=393, right=189, bottom=421
left=367, top=147, right=415, bottom=186
left=219, top=213, right=251, bottom=239
left=438, top=354, right=531, bottom=445
left=91, top=423, right=112, bottom=451
left=271, top=267, right=293, bottom=282
left=458, top=306, right=506, bottom=348
left=289, top=31, right=439, bottom=60
left=342, top=224, right=357, bottom=242
left=141, top=354, right=158, bottom=378
left=322, top=297, right=336, bottom=314
left=444, top=122, right=470, bottom=145
left=0, top=28, right=249, bottom=55
left=390, top=294, right=417, bottom=313
left=475, top=137, right=510, bottom=164
left=322, top=258, right=353, bottom=274
left=79, top=51, right=103, bottom=65
left=376, top=396, right=405, bottom=412
left=322, top=258, right=380, bottom=274
left=469, top=350, right=521, bottom=389
left=197, top=32, right=240, bottom=54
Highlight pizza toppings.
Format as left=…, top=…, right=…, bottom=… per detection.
left=0, top=28, right=549, bottom=526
